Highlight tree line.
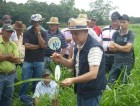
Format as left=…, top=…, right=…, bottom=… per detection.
left=0, top=0, right=140, bottom=29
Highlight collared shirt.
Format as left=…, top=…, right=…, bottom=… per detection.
left=17, top=34, right=25, bottom=62
left=75, top=39, right=103, bottom=76
left=101, top=25, right=119, bottom=52
left=44, top=29, right=68, bottom=56
left=0, top=37, right=19, bottom=72
left=61, top=28, right=72, bottom=55
left=33, top=80, right=57, bottom=99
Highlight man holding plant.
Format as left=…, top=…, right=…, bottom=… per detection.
left=51, top=18, right=106, bottom=106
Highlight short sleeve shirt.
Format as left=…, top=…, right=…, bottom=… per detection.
left=0, top=37, right=19, bottom=72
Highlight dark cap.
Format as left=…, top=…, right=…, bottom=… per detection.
left=111, top=12, right=121, bottom=19
left=2, top=15, right=12, bottom=23
left=119, top=14, right=130, bottom=22
left=2, top=24, right=14, bottom=32
left=43, top=69, right=51, bottom=75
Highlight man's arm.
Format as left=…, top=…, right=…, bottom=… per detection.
left=24, top=43, right=40, bottom=50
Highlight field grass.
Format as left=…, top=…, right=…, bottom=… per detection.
left=13, top=24, right=140, bottom=106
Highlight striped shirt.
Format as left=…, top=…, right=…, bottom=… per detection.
left=75, top=45, right=103, bottom=76
left=44, top=29, right=68, bottom=56
left=100, top=25, right=119, bottom=52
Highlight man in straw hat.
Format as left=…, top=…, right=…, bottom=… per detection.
left=0, top=14, right=18, bottom=45
left=19, top=14, right=47, bottom=106
left=51, top=18, right=106, bottom=106
left=12, top=21, right=26, bottom=66
left=0, top=24, right=20, bottom=106
left=78, top=14, right=101, bottom=43
left=44, top=17, right=67, bottom=67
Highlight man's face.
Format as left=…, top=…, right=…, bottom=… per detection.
left=70, top=30, right=88, bottom=46
left=2, top=29, right=13, bottom=39
left=43, top=74, right=51, bottom=84
left=111, top=18, right=120, bottom=29
left=49, top=24, right=59, bottom=32
left=32, top=21, right=41, bottom=27
left=120, top=20, right=129, bottom=30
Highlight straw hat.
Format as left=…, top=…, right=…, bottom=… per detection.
left=78, top=14, right=88, bottom=20
left=46, top=17, right=60, bottom=24
left=68, top=18, right=89, bottom=30
left=12, top=21, right=26, bottom=30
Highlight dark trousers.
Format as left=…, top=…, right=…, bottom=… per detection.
left=105, top=55, right=114, bottom=73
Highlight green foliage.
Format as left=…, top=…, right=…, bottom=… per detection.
left=89, top=0, right=117, bottom=25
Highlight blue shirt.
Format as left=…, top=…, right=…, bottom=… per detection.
left=44, top=29, right=68, bottom=56
left=33, top=80, right=57, bottom=99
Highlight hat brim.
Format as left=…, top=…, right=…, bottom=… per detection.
left=67, top=28, right=89, bottom=31
left=46, top=22, right=60, bottom=24
left=12, top=24, right=26, bottom=30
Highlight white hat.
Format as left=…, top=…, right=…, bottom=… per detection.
left=31, top=14, right=44, bottom=21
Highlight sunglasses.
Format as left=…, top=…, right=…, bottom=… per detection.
left=6, top=30, right=13, bottom=33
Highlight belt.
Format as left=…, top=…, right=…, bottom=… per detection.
left=0, top=70, right=16, bottom=75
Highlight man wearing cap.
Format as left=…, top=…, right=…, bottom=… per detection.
left=19, top=14, right=47, bottom=105
left=101, top=11, right=121, bottom=73
left=0, top=24, right=20, bottom=106
left=0, top=15, right=18, bottom=44
left=44, top=17, right=67, bottom=65
left=51, top=18, right=106, bottom=106
left=108, top=14, right=135, bottom=85
left=88, top=17, right=102, bottom=37
left=33, top=69, right=57, bottom=106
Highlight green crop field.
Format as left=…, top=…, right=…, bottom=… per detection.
left=13, top=24, right=140, bottom=106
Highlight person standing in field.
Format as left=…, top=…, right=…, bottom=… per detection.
left=0, top=24, right=19, bottom=106
left=19, top=14, right=47, bottom=106
left=108, top=14, right=135, bottom=85
left=101, top=11, right=121, bottom=73
left=51, top=18, right=106, bottom=106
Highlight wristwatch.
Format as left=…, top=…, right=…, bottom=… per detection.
left=37, top=32, right=41, bottom=35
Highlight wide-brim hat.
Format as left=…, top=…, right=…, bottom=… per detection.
left=78, top=14, right=90, bottom=22
left=68, top=18, right=89, bottom=31
left=47, top=17, right=60, bottom=24
left=12, top=21, right=26, bottom=30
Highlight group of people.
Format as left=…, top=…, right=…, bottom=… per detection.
left=0, top=11, right=135, bottom=106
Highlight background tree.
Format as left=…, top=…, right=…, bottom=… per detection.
left=89, top=0, right=117, bottom=25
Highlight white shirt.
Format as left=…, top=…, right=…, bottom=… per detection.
left=33, top=80, right=57, bottom=99
left=88, top=28, right=101, bottom=42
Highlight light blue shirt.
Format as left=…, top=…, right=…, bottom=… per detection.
left=33, top=80, right=57, bottom=99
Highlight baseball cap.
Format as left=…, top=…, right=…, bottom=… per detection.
left=43, top=69, right=51, bottom=75
left=2, top=24, right=14, bottom=32
left=2, top=15, right=12, bottom=23
left=119, top=14, right=130, bottom=22
left=111, top=12, right=121, bottom=19
left=31, top=14, right=44, bottom=21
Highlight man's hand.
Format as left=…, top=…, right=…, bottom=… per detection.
left=61, top=78, right=74, bottom=87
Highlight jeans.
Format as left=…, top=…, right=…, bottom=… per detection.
left=19, top=62, right=44, bottom=96
left=77, top=95, right=101, bottom=106
left=105, top=55, right=114, bottom=73
left=108, top=62, right=133, bottom=84
left=0, top=72, right=16, bottom=106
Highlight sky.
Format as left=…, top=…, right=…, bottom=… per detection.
left=6, top=0, right=140, bottom=17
